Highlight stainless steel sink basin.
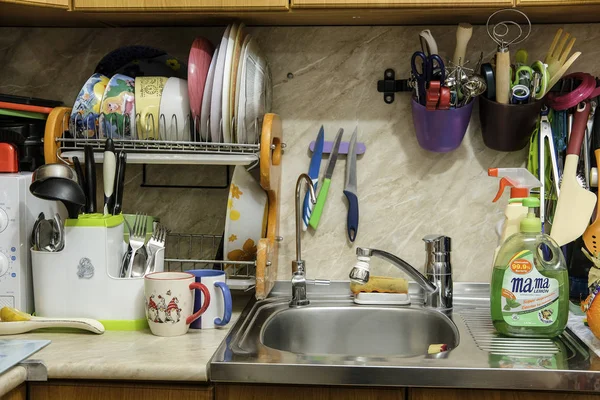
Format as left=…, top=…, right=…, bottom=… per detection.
left=212, top=282, right=597, bottom=391
left=261, top=305, right=458, bottom=357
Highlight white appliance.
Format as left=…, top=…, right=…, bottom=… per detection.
left=0, top=173, right=60, bottom=313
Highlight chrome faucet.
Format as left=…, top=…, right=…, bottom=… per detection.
left=349, top=235, right=452, bottom=312
left=290, top=174, right=329, bottom=307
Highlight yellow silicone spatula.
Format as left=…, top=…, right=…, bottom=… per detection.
left=551, top=102, right=597, bottom=246
left=0, top=307, right=105, bottom=335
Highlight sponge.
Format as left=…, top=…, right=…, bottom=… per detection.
left=350, top=276, right=408, bottom=295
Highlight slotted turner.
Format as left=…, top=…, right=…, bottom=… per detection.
left=583, top=149, right=600, bottom=256
left=544, top=28, right=577, bottom=79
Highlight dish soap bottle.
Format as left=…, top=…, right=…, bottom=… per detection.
left=491, top=197, right=568, bottom=338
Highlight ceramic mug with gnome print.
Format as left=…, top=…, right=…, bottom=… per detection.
left=144, top=272, right=210, bottom=337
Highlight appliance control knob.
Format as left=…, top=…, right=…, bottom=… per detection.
left=0, top=253, right=8, bottom=277
left=0, top=208, right=8, bottom=233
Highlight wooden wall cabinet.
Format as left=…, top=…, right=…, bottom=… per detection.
left=0, top=0, right=68, bottom=8
left=71, top=0, right=288, bottom=11
left=291, top=0, right=511, bottom=8
left=517, top=0, right=600, bottom=5
left=215, top=384, right=406, bottom=399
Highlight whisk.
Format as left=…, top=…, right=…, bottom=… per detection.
left=486, top=9, right=531, bottom=104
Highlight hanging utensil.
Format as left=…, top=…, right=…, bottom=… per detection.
left=583, top=148, right=600, bottom=256
left=544, top=28, right=577, bottom=79
left=486, top=9, right=531, bottom=104
left=550, top=102, right=596, bottom=246
left=303, top=126, right=324, bottom=231
left=309, top=128, right=343, bottom=230
left=452, top=23, right=472, bottom=67
left=84, top=145, right=96, bottom=214
left=343, top=127, right=359, bottom=242
left=419, top=29, right=438, bottom=56
left=103, top=139, right=116, bottom=215
left=538, top=107, right=561, bottom=231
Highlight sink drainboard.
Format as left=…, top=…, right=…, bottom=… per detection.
left=459, top=308, right=560, bottom=357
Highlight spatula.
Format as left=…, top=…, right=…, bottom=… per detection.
left=583, top=148, right=600, bottom=255
left=551, top=102, right=596, bottom=246
left=0, top=306, right=104, bottom=335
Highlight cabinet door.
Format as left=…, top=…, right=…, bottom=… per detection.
left=1, top=384, right=26, bottom=400
left=291, top=0, right=512, bottom=8
left=72, top=0, right=288, bottom=11
left=0, top=0, right=69, bottom=8
left=410, top=388, right=600, bottom=400
left=216, top=384, right=405, bottom=400
left=29, top=381, right=214, bottom=400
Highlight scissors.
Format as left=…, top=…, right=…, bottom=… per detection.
left=411, top=51, right=445, bottom=105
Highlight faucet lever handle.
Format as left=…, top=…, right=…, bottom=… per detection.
left=423, top=234, right=451, bottom=253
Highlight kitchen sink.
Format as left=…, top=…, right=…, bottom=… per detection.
left=261, top=305, right=459, bottom=357
left=212, top=282, right=597, bottom=391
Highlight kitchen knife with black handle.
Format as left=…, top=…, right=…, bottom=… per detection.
left=72, top=156, right=86, bottom=209
left=303, top=126, right=324, bottom=231
left=84, top=145, right=96, bottom=214
left=112, top=151, right=127, bottom=215
left=103, top=139, right=116, bottom=215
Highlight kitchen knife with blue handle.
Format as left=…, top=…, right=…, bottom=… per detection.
left=302, top=126, right=324, bottom=231
left=344, top=127, right=359, bottom=242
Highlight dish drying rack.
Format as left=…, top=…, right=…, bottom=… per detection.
left=44, top=107, right=283, bottom=299
left=47, top=111, right=263, bottom=166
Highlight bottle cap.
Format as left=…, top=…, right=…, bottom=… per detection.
left=520, top=197, right=541, bottom=233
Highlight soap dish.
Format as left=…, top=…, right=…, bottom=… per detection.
left=353, top=292, right=410, bottom=305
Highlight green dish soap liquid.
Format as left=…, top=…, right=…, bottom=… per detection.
left=491, top=197, right=568, bottom=338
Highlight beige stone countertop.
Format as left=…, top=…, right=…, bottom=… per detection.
left=0, top=366, right=27, bottom=396
left=0, top=295, right=252, bottom=382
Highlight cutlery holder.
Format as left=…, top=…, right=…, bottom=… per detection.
left=411, top=98, right=474, bottom=153
left=479, top=96, right=544, bottom=152
left=31, top=214, right=162, bottom=330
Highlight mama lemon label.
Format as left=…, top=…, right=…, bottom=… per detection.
left=501, top=250, right=559, bottom=326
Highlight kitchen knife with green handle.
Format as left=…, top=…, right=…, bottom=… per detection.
left=309, top=128, right=343, bottom=230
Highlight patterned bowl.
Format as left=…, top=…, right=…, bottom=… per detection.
left=70, top=73, right=109, bottom=138
left=223, top=166, right=268, bottom=271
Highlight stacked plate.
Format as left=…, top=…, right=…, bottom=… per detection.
left=70, top=27, right=272, bottom=145
left=191, top=24, right=272, bottom=144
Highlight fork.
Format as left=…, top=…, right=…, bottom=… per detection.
left=144, top=224, right=167, bottom=276
left=544, top=28, right=576, bottom=79
left=127, top=213, right=147, bottom=278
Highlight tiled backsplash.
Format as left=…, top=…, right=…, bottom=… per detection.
left=2, top=24, right=600, bottom=283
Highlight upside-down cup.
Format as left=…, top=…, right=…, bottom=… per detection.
left=411, top=98, right=474, bottom=153
left=479, top=96, right=544, bottom=152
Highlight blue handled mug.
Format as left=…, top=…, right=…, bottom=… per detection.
left=187, top=270, right=232, bottom=329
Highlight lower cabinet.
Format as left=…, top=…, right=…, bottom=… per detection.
left=409, top=388, right=600, bottom=400
left=21, top=382, right=600, bottom=399
left=0, top=384, right=26, bottom=400
left=28, top=380, right=214, bottom=400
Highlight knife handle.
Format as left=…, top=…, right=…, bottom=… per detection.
left=343, top=190, right=359, bottom=242
left=308, top=178, right=331, bottom=230
left=302, top=179, right=318, bottom=231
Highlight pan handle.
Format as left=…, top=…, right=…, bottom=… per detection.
left=567, top=102, right=592, bottom=156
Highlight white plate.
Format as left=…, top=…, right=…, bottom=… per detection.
left=200, top=45, right=219, bottom=142
left=210, top=25, right=231, bottom=143
left=241, top=38, right=271, bottom=145
left=235, top=35, right=251, bottom=144
left=221, top=23, right=238, bottom=144
left=159, top=77, right=190, bottom=141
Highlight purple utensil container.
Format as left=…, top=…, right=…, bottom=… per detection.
left=411, top=98, right=474, bottom=153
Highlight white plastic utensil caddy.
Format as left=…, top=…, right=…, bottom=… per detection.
left=31, top=214, right=161, bottom=330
